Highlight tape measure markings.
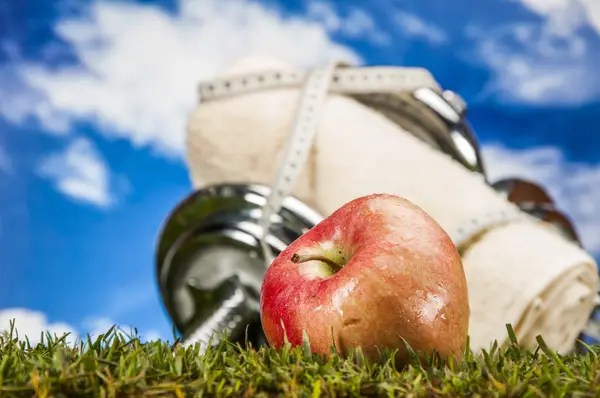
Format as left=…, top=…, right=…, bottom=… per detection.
left=198, top=67, right=441, bottom=102
left=257, top=64, right=339, bottom=265
left=198, top=65, right=527, bottom=263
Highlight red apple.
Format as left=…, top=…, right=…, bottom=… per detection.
left=260, top=193, right=470, bottom=365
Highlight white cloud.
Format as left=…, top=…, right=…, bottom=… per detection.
left=81, top=316, right=119, bottom=340
left=581, top=0, right=600, bottom=32
left=306, top=1, right=391, bottom=45
left=81, top=316, right=162, bottom=342
left=394, top=11, right=448, bottom=45
left=483, top=144, right=600, bottom=254
left=143, top=330, right=164, bottom=342
left=0, top=145, right=12, bottom=175
left=469, top=21, right=599, bottom=105
left=37, top=137, right=116, bottom=208
left=0, top=309, right=164, bottom=345
left=1, top=0, right=361, bottom=156
left=515, top=0, right=600, bottom=34
left=99, top=282, right=158, bottom=318
left=307, top=4, right=447, bottom=46
left=469, top=0, right=600, bottom=105
left=306, top=1, right=340, bottom=31
left=0, top=308, right=78, bottom=345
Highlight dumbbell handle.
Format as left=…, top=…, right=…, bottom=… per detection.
left=183, top=285, right=261, bottom=349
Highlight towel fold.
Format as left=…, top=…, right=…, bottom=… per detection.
left=186, top=56, right=598, bottom=353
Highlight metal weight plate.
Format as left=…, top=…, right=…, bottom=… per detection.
left=413, top=88, right=488, bottom=179
left=155, top=183, right=323, bottom=348
left=491, top=178, right=580, bottom=244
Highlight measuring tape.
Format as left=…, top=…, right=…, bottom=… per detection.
left=195, top=62, right=517, bottom=265
left=257, top=62, right=340, bottom=265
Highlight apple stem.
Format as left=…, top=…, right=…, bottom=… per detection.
left=291, top=253, right=344, bottom=273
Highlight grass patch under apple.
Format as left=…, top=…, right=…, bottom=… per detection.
left=1, top=323, right=599, bottom=397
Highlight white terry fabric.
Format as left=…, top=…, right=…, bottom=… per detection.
left=186, top=56, right=598, bottom=353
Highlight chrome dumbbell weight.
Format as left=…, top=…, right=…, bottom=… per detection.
left=155, top=183, right=323, bottom=349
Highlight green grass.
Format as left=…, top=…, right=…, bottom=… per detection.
left=1, top=322, right=599, bottom=398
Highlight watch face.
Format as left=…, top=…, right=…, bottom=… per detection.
left=155, top=183, right=322, bottom=348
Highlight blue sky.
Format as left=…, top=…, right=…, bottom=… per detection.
left=0, top=0, right=599, bottom=343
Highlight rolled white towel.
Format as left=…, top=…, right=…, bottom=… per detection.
left=186, top=56, right=598, bottom=353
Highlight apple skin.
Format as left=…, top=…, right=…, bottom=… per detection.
left=259, top=193, right=470, bottom=366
